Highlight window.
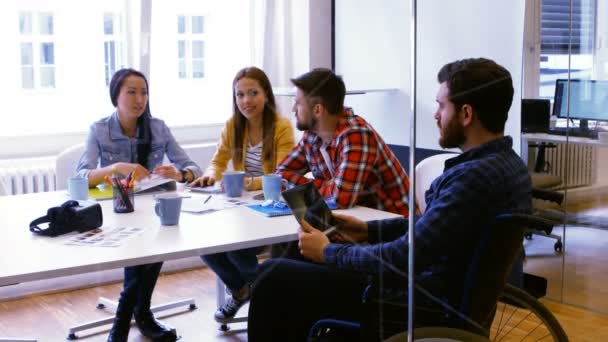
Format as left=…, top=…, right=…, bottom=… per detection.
left=19, top=11, right=55, bottom=89
left=539, top=0, right=596, bottom=98
left=103, top=13, right=126, bottom=85
left=0, top=0, right=308, bottom=159
left=177, top=15, right=205, bottom=79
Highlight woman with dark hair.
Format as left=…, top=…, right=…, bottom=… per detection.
left=191, top=66, right=295, bottom=322
left=77, top=68, right=202, bottom=341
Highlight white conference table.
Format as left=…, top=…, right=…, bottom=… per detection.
left=0, top=188, right=400, bottom=339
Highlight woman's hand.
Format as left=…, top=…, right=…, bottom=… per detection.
left=189, top=172, right=216, bottom=187
left=112, top=162, right=150, bottom=181
left=153, top=165, right=180, bottom=181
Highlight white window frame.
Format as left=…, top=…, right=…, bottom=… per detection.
left=523, top=0, right=598, bottom=99
left=176, top=14, right=206, bottom=80
left=103, top=12, right=127, bottom=86
left=19, top=11, right=56, bottom=90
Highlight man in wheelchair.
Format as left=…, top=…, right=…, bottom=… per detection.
left=247, top=58, right=533, bottom=341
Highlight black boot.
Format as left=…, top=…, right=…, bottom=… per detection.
left=107, top=300, right=134, bottom=342
left=134, top=310, right=177, bottom=341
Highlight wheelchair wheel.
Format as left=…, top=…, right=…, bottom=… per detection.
left=491, top=284, right=568, bottom=341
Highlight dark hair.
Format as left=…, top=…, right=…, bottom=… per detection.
left=232, top=67, right=278, bottom=165
left=290, top=68, right=345, bottom=114
left=109, top=68, right=152, bottom=168
left=437, top=58, right=514, bottom=133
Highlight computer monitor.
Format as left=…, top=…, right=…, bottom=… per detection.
left=553, top=79, right=608, bottom=131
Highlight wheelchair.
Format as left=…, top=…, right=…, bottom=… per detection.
left=309, top=213, right=569, bottom=342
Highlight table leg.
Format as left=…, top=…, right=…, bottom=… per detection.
left=66, top=297, right=197, bottom=340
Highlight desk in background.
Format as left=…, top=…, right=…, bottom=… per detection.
left=522, top=133, right=608, bottom=189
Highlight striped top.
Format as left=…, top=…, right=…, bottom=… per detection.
left=244, top=141, right=264, bottom=177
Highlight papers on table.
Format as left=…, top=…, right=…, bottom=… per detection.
left=89, top=175, right=176, bottom=200
left=64, top=226, right=146, bottom=247
left=181, top=195, right=248, bottom=214
left=135, top=174, right=176, bottom=193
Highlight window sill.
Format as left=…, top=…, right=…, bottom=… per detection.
left=0, top=123, right=224, bottom=160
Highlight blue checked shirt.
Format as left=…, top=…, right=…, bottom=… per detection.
left=324, top=136, right=532, bottom=299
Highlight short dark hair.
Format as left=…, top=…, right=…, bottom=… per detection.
left=290, top=68, right=346, bottom=114
left=437, top=58, right=514, bottom=133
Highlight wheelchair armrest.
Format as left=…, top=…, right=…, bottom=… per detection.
left=308, top=319, right=361, bottom=341
left=532, top=187, right=564, bottom=205
left=496, top=213, right=557, bottom=235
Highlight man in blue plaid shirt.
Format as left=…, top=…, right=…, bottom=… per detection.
left=248, top=58, right=533, bottom=341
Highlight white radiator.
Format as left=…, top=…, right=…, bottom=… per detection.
left=0, top=164, right=56, bottom=195
left=532, top=143, right=597, bottom=189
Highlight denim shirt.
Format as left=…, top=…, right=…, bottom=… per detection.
left=76, top=112, right=202, bottom=180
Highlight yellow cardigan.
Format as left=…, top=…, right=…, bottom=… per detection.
left=205, top=114, right=295, bottom=190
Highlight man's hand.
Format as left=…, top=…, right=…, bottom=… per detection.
left=331, top=213, right=369, bottom=243
left=298, top=220, right=330, bottom=263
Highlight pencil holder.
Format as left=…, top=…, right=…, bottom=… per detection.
left=113, top=187, right=135, bottom=213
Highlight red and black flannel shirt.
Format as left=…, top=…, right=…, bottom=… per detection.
left=276, top=109, right=411, bottom=216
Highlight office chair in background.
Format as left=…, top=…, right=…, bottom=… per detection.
left=55, top=143, right=85, bottom=190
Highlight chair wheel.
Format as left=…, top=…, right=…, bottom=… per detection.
left=525, top=233, right=532, bottom=240
left=219, top=324, right=230, bottom=332
left=96, top=303, right=105, bottom=309
left=554, top=241, right=562, bottom=252
left=67, top=333, right=78, bottom=340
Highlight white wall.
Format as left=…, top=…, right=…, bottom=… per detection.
left=335, top=0, right=526, bottom=152
left=417, top=0, right=525, bottom=151
left=335, top=0, right=411, bottom=145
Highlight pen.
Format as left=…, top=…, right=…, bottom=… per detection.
left=323, top=226, right=337, bottom=236
left=204, top=195, right=212, bottom=204
left=103, top=175, right=114, bottom=187
left=128, top=170, right=137, bottom=188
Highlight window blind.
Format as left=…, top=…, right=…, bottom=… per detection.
left=541, top=0, right=596, bottom=54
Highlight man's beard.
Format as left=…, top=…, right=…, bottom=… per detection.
left=296, top=116, right=317, bottom=131
left=438, top=116, right=465, bottom=149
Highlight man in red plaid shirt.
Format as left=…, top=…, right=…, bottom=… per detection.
left=276, top=68, right=411, bottom=216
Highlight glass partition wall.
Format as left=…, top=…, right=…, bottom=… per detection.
left=336, top=0, right=608, bottom=337
left=522, top=0, right=608, bottom=314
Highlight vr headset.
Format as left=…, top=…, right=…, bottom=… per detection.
left=30, top=200, right=103, bottom=237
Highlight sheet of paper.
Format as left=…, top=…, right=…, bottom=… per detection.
left=181, top=195, right=249, bottom=213
left=64, top=226, right=146, bottom=247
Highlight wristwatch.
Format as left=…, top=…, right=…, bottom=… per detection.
left=179, top=169, right=189, bottom=183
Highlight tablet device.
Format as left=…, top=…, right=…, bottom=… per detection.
left=281, top=182, right=335, bottom=232
left=189, top=184, right=223, bottom=194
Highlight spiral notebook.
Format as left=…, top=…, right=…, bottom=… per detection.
left=246, top=203, right=293, bottom=217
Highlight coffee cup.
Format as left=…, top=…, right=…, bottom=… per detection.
left=262, top=174, right=288, bottom=201
left=222, top=171, right=252, bottom=197
left=154, top=194, right=183, bottom=225
left=68, top=177, right=89, bottom=201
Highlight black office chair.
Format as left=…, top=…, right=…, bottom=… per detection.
left=527, top=188, right=565, bottom=252
left=308, top=213, right=568, bottom=341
